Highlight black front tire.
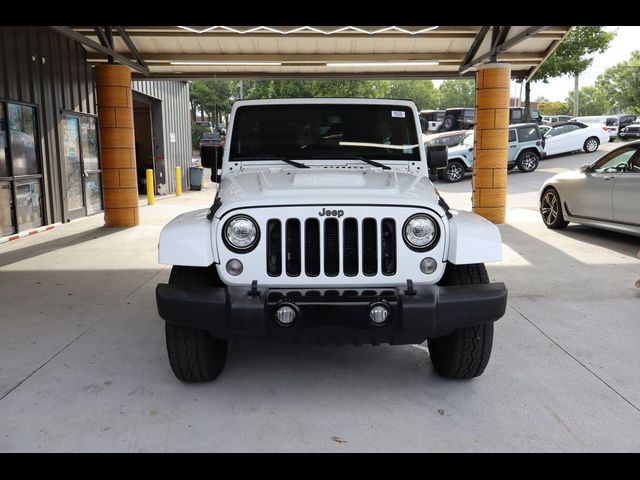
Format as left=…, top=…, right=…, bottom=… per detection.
left=516, top=150, right=539, bottom=173
left=427, top=263, right=494, bottom=379
left=165, top=265, right=227, bottom=382
left=444, top=160, right=466, bottom=183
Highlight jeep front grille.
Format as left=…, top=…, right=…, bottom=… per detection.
left=267, top=217, right=397, bottom=278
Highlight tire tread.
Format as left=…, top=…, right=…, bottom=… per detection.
left=428, top=263, right=494, bottom=379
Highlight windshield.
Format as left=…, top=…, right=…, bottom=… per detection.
left=229, top=104, right=421, bottom=162
left=462, top=131, right=474, bottom=147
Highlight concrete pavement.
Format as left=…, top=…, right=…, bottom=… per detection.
left=1, top=158, right=639, bottom=452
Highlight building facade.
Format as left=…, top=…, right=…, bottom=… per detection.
left=0, top=26, right=191, bottom=238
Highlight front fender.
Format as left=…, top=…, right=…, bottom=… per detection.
left=447, top=210, right=502, bottom=264
left=158, top=208, right=216, bottom=266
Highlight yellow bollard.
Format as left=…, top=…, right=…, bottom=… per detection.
left=175, top=166, right=182, bottom=196
left=146, top=169, right=155, bottom=205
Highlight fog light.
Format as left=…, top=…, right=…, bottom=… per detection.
left=420, top=257, right=437, bottom=274
left=369, top=304, right=390, bottom=326
left=275, top=304, right=297, bottom=326
left=226, top=259, right=243, bottom=276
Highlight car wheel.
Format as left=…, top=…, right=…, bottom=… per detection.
left=165, top=265, right=227, bottom=383
left=428, top=263, right=494, bottom=379
left=583, top=137, right=599, bottom=153
left=444, top=160, right=465, bottom=183
left=516, top=151, right=539, bottom=173
left=540, top=187, right=568, bottom=229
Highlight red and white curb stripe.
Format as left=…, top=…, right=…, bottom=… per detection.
left=0, top=223, right=62, bottom=245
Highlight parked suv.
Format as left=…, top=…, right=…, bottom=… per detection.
left=419, top=109, right=445, bottom=132
left=542, top=115, right=572, bottom=124
left=443, top=123, right=544, bottom=182
left=155, top=98, right=508, bottom=383
left=510, top=107, right=542, bottom=124
left=619, top=118, right=640, bottom=139
left=437, top=108, right=475, bottom=132
left=617, top=114, right=639, bottom=138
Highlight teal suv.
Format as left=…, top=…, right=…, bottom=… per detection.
left=443, top=123, right=545, bottom=183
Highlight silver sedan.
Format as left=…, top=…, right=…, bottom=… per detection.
left=539, top=141, right=640, bottom=237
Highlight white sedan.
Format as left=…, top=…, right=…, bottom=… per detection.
left=543, top=121, right=610, bottom=156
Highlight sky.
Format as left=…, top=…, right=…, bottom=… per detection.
left=521, top=26, right=639, bottom=103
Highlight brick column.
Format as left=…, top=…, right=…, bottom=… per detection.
left=472, top=63, right=511, bottom=224
left=95, top=65, right=139, bottom=227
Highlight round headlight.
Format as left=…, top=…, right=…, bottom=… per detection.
left=403, top=214, right=438, bottom=250
left=224, top=215, right=259, bottom=251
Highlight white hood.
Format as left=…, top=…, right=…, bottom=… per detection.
left=213, top=167, right=443, bottom=218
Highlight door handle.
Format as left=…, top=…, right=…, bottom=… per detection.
left=603, top=176, right=613, bottom=181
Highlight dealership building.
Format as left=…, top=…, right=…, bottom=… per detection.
left=0, top=26, right=191, bottom=237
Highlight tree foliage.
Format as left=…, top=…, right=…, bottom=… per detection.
left=537, top=101, right=569, bottom=116
left=436, top=80, right=475, bottom=108
left=190, top=80, right=236, bottom=123
left=564, top=86, right=612, bottom=115
left=387, top=80, right=439, bottom=110
left=189, top=79, right=478, bottom=122
left=533, top=26, right=615, bottom=82
left=596, top=50, right=640, bottom=114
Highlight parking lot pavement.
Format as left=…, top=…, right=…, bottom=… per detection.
left=1, top=154, right=640, bottom=452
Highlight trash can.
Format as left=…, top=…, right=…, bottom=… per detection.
left=189, top=166, right=204, bottom=191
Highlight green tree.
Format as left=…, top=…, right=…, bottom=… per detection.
left=533, top=26, right=615, bottom=82
left=564, top=86, right=612, bottom=115
left=387, top=80, right=439, bottom=110
left=531, top=26, right=615, bottom=117
left=243, top=80, right=391, bottom=99
left=596, top=50, right=640, bottom=114
left=189, top=80, right=236, bottom=124
left=436, top=80, right=475, bottom=109
left=537, top=101, right=569, bottom=116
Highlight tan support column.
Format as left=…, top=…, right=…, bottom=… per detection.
left=95, top=65, right=139, bottom=227
left=472, top=63, right=511, bottom=224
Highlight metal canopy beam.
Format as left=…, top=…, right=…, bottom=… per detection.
left=49, top=26, right=150, bottom=75
left=460, top=26, right=550, bottom=74
left=458, top=26, right=491, bottom=73
left=525, top=27, right=573, bottom=82
left=114, top=26, right=148, bottom=69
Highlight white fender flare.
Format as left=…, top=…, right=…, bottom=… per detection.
left=447, top=210, right=502, bottom=264
left=158, top=208, right=216, bottom=266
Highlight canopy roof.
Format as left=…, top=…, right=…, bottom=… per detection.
left=60, top=26, right=572, bottom=80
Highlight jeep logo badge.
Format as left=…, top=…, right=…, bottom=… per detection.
left=319, top=208, right=344, bottom=218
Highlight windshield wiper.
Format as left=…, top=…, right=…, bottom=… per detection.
left=309, top=154, right=391, bottom=170
left=234, top=155, right=310, bottom=168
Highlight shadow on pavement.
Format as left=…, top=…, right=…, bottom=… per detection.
left=0, top=226, right=125, bottom=268
left=553, top=225, right=640, bottom=259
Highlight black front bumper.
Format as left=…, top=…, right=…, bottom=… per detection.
left=156, top=282, right=507, bottom=345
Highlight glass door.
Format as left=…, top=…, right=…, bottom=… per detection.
left=1, top=101, right=44, bottom=235
left=62, top=116, right=85, bottom=219
left=79, top=116, right=102, bottom=214
left=62, top=114, right=102, bottom=219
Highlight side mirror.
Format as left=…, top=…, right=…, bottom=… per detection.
left=426, top=145, right=448, bottom=176
left=578, top=164, right=591, bottom=173
left=200, top=145, right=224, bottom=182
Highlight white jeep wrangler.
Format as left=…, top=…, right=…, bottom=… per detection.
left=156, top=98, right=507, bottom=382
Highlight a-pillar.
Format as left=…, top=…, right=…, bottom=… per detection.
left=472, top=63, right=511, bottom=224
left=95, top=64, right=139, bottom=227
